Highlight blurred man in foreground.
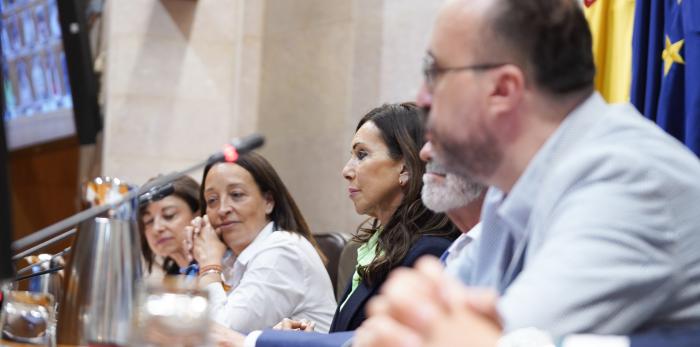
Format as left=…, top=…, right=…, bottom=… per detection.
left=355, top=0, right=700, bottom=345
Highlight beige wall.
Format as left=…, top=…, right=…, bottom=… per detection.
left=102, top=0, right=442, bottom=235
left=102, top=0, right=263, bottom=183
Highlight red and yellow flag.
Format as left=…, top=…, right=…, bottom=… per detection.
left=583, top=0, right=636, bottom=103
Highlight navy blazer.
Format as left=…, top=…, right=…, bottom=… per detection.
left=628, top=326, right=700, bottom=347
left=329, top=235, right=454, bottom=332
left=255, top=330, right=354, bottom=347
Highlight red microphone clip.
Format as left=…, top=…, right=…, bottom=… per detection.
left=223, top=143, right=239, bottom=163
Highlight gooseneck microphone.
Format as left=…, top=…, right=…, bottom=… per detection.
left=137, top=183, right=175, bottom=205
left=12, top=134, right=266, bottom=254
left=14, top=182, right=180, bottom=259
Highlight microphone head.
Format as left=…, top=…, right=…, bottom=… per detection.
left=208, top=134, right=265, bottom=164
left=232, top=134, right=265, bottom=154
left=138, top=183, right=175, bottom=205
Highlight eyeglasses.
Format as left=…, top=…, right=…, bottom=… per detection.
left=422, top=53, right=508, bottom=93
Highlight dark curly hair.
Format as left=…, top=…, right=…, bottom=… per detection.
left=353, top=102, right=460, bottom=286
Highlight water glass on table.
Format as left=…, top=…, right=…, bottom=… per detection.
left=0, top=290, right=55, bottom=346
left=130, top=281, right=211, bottom=347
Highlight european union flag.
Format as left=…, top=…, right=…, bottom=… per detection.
left=631, top=0, right=700, bottom=157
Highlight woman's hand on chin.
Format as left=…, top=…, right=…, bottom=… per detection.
left=191, top=215, right=227, bottom=267
left=272, top=318, right=315, bottom=332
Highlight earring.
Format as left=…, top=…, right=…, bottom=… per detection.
left=399, top=176, right=407, bottom=186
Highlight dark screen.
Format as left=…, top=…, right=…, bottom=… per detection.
left=0, top=48, right=14, bottom=280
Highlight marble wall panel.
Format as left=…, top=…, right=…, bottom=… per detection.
left=102, top=0, right=442, bottom=235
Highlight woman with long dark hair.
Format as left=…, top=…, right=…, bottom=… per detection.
left=332, top=102, right=459, bottom=331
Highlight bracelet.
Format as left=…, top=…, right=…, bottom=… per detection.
left=199, top=268, right=222, bottom=278
left=199, top=264, right=223, bottom=273
left=198, top=268, right=232, bottom=292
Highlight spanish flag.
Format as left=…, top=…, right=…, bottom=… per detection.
left=631, top=0, right=700, bottom=157
left=583, top=0, right=636, bottom=103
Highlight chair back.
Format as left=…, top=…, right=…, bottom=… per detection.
left=314, top=233, right=348, bottom=296
left=336, top=240, right=360, bottom=301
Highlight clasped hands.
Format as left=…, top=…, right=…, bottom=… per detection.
left=183, top=215, right=228, bottom=268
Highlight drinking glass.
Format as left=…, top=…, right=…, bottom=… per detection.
left=0, top=290, right=55, bottom=346
left=130, top=280, right=211, bottom=347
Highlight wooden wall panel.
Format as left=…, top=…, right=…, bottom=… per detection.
left=9, top=136, right=80, bottom=257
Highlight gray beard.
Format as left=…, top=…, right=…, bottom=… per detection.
left=422, top=162, right=484, bottom=213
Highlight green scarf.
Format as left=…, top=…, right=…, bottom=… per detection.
left=339, top=228, right=382, bottom=310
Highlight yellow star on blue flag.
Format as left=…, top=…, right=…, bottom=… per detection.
left=662, top=36, right=684, bottom=76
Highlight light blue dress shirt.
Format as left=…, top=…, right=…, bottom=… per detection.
left=452, top=92, right=700, bottom=338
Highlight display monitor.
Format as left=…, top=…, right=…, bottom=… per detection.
left=1, top=0, right=75, bottom=150
left=1, top=0, right=101, bottom=150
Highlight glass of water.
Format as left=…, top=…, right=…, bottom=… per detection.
left=130, top=280, right=211, bottom=347
left=0, top=290, right=55, bottom=346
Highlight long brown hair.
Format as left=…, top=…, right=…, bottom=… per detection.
left=138, top=175, right=201, bottom=274
left=354, top=102, right=459, bottom=286
left=201, top=152, right=327, bottom=263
